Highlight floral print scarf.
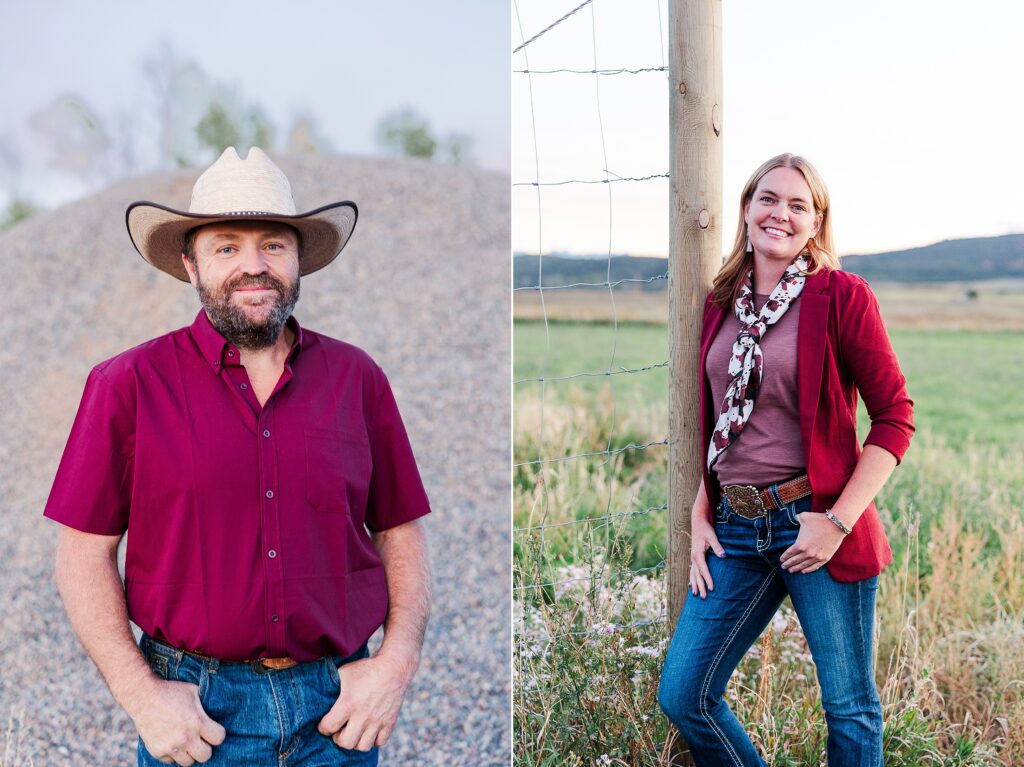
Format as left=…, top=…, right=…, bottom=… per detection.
left=707, top=253, right=810, bottom=470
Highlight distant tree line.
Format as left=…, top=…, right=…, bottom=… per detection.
left=0, top=41, right=474, bottom=233
left=514, top=233, right=1024, bottom=287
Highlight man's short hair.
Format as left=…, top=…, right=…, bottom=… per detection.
left=182, top=223, right=304, bottom=266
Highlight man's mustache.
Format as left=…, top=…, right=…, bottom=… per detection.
left=227, top=275, right=285, bottom=293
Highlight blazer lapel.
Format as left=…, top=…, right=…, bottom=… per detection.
left=797, top=270, right=831, bottom=465
left=698, top=299, right=727, bottom=440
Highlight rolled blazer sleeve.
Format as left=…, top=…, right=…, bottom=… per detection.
left=836, top=274, right=915, bottom=463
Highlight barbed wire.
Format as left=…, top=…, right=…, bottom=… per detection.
left=514, top=562, right=666, bottom=592
left=514, top=438, right=669, bottom=469
left=513, top=359, right=668, bottom=386
left=513, top=2, right=672, bottom=743
left=514, top=66, right=668, bottom=75
left=513, top=0, right=593, bottom=55
left=548, top=616, right=666, bottom=641
left=516, top=503, right=668, bottom=533
left=514, top=172, right=668, bottom=187
left=513, top=272, right=669, bottom=292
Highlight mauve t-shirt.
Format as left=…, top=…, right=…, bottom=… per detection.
left=706, top=292, right=805, bottom=487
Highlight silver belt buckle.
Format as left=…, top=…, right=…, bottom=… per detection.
left=724, top=484, right=766, bottom=519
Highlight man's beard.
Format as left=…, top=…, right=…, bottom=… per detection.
left=195, top=270, right=300, bottom=350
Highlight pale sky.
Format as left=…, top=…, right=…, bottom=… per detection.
left=0, top=1, right=509, bottom=209
left=513, top=0, right=1024, bottom=257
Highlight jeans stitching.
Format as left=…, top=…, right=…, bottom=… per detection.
left=279, top=671, right=302, bottom=761
left=698, top=568, right=778, bottom=767
left=786, top=501, right=799, bottom=527
left=853, top=579, right=882, bottom=766
left=265, top=672, right=289, bottom=759
left=757, top=515, right=771, bottom=552
left=322, top=657, right=335, bottom=689
left=198, top=663, right=208, bottom=700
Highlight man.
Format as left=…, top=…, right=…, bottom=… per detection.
left=44, top=146, right=432, bottom=766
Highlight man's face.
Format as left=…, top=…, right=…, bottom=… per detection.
left=182, top=220, right=301, bottom=350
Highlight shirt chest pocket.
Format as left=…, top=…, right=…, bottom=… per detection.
left=304, top=427, right=372, bottom=516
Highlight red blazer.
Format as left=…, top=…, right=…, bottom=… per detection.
left=699, top=268, right=915, bottom=582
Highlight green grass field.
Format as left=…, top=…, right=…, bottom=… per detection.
left=514, top=319, right=1024, bottom=766
left=514, top=320, right=1024, bottom=446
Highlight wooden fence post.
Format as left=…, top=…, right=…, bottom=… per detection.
left=667, top=0, right=723, bottom=763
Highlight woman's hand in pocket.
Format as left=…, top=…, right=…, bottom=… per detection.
left=780, top=512, right=846, bottom=573
left=690, top=511, right=726, bottom=599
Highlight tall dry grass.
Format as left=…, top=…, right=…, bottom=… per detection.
left=514, top=388, right=1024, bottom=765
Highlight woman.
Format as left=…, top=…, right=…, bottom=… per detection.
left=657, top=153, right=914, bottom=767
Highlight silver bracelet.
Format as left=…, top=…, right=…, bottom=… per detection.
left=825, top=509, right=852, bottom=535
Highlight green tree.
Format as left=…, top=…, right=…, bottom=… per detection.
left=441, top=132, right=475, bottom=166
left=376, top=107, right=438, bottom=159
left=250, top=106, right=275, bottom=150
left=195, top=98, right=276, bottom=160
left=196, top=101, right=242, bottom=156
left=376, top=107, right=476, bottom=165
left=286, top=112, right=332, bottom=155
left=0, top=198, right=41, bottom=233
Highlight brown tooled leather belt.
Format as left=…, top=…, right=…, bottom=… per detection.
left=720, top=474, right=812, bottom=520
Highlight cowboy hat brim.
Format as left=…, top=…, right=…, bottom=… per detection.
left=126, top=200, right=358, bottom=282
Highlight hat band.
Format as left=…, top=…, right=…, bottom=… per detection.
left=192, top=210, right=291, bottom=217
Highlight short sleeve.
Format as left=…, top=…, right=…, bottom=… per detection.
left=364, top=367, right=432, bottom=532
left=43, top=367, right=136, bottom=535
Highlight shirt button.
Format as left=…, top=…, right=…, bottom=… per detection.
left=263, top=430, right=271, bottom=438
left=240, top=383, right=248, bottom=390
left=271, top=614, right=279, bottom=623
left=266, top=489, right=274, bottom=499
left=268, top=549, right=277, bottom=559
left=227, top=349, right=235, bottom=357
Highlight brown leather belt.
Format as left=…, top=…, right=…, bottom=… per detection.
left=721, top=474, right=812, bottom=520
left=151, top=637, right=301, bottom=671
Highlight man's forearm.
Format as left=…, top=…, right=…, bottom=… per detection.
left=54, top=527, right=157, bottom=717
left=371, top=519, right=432, bottom=681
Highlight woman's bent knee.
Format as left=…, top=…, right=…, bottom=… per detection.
left=658, top=672, right=704, bottom=734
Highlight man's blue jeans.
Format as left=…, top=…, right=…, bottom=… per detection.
left=137, top=634, right=378, bottom=766
left=658, top=494, right=883, bottom=767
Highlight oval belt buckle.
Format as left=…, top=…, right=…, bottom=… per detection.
left=728, top=485, right=766, bottom=519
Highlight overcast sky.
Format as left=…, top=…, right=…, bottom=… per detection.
left=513, top=0, right=1024, bottom=257
left=0, top=1, right=509, bottom=209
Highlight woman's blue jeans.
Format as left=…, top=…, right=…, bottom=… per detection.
left=137, top=633, right=377, bottom=766
left=658, top=494, right=882, bottom=767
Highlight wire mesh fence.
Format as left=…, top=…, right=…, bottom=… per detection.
left=512, top=1, right=674, bottom=763
left=512, top=4, right=1024, bottom=767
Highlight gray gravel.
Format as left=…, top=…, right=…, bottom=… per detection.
left=0, top=153, right=510, bottom=765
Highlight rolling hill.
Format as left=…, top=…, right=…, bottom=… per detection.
left=514, top=233, right=1024, bottom=287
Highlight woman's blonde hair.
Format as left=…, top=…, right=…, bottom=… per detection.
left=711, top=153, right=839, bottom=309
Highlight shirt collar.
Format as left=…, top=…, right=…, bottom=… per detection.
left=189, top=310, right=304, bottom=374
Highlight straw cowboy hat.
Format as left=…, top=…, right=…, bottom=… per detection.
left=126, top=146, right=358, bottom=282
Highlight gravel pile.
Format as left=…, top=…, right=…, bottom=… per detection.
left=0, top=153, right=510, bottom=765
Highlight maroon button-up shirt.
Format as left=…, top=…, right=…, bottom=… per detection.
left=44, top=311, right=431, bottom=661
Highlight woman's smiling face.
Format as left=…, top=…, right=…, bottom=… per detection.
left=743, top=166, right=822, bottom=264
